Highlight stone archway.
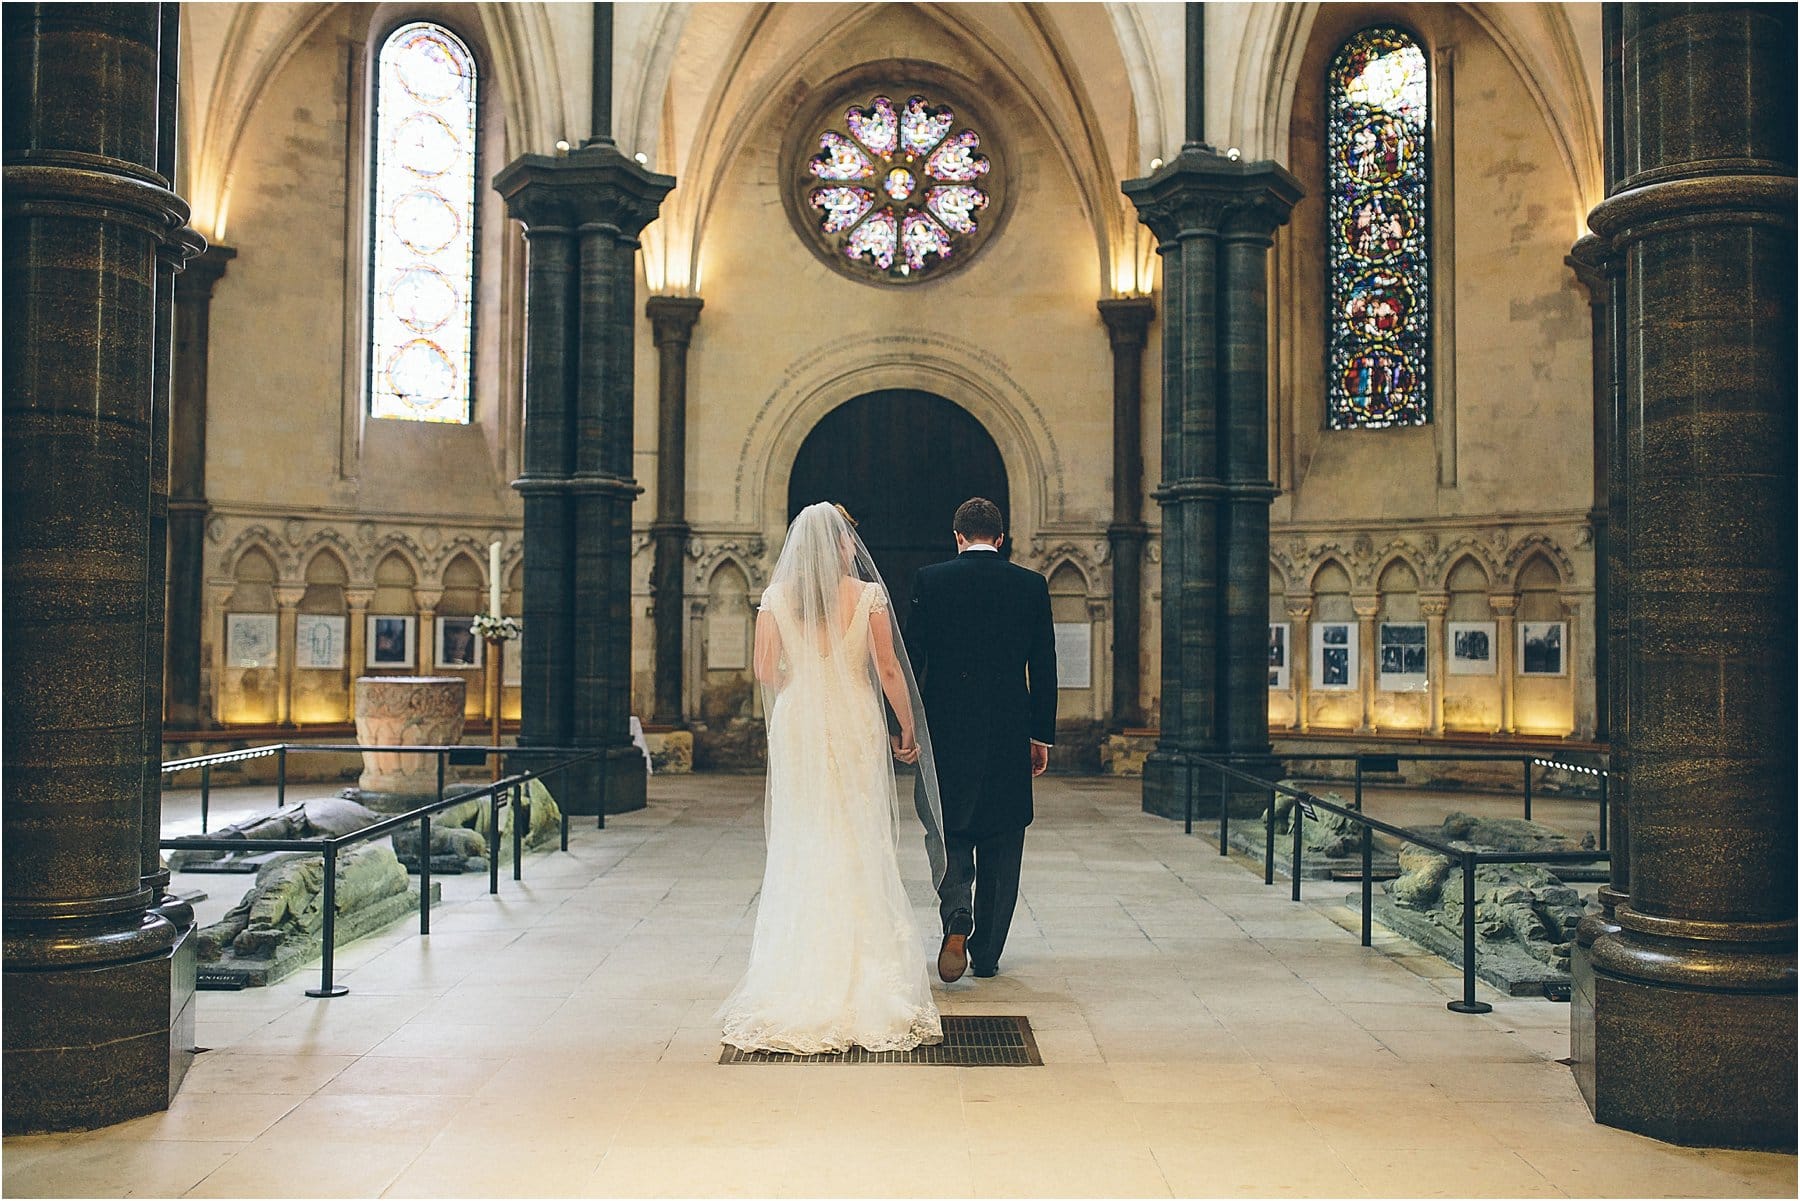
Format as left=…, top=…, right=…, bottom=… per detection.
left=787, top=390, right=1009, bottom=610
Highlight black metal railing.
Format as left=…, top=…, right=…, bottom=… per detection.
left=162, top=742, right=618, bottom=836
left=1179, top=750, right=1610, bottom=854
left=1182, top=754, right=1610, bottom=1015
left=158, top=743, right=600, bottom=999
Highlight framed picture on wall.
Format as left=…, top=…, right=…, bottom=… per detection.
left=367, top=615, right=415, bottom=668
left=435, top=617, right=482, bottom=669
left=1378, top=622, right=1428, bottom=691
left=1312, top=622, right=1357, bottom=690
left=1519, top=621, right=1567, bottom=676
left=294, top=614, right=345, bottom=669
left=1268, top=623, right=1290, bottom=690
left=502, top=630, right=522, bottom=687
left=1448, top=621, right=1497, bottom=675
left=225, top=613, right=278, bottom=668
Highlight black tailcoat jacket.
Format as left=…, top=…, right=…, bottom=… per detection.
left=906, top=549, right=1058, bottom=838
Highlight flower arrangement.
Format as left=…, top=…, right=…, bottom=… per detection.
left=471, top=613, right=522, bottom=641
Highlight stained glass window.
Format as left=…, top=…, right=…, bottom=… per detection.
left=1327, top=28, right=1430, bottom=430
left=802, top=93, right=992, bottom=281
left=369, top=22, right=478, bottom=424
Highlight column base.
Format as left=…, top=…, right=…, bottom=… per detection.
left=4, top=924, right=196, bottom=1135
left=1587, top=944, right=1796, bottom=1150
left=1142, top=748, right=1278, bottom=822
left=552, top=744, right=649, bottom=817
left=1141, top=748, right=1192, bottom=821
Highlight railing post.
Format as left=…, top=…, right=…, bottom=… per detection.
left=419, top=815, right=432, bottom=936
left=1183, top=755, right=1193, bottom=835
left=1354, top=757, right=1364, bottom=812
left=488, top=788, right=501, bottom=895
left=1523, top=758, right=1533, bottom=821
left=1264, top=794, right=1276, bottom=886
left=512, top=782, right=524, bottom=882
left=1217, top=767, right=1229, bottom=854
left=1291, top=798, right=1304, bottom=902
left=306, top=841, right=349, bottom=998
left=1598, top=769, right=1609, bottom=852
left=436, top=751, right=446, bottom=806
left=200, top=762, right=212, bottom=833
left=1361, top=822, right=1373, bottom=947
left=1447, top=851, right=1492, bottom=1014
left=276, top=746, right=287, bottom=809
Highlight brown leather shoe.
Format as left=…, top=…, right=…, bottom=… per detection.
left=938, top=932, right=968, bottom=983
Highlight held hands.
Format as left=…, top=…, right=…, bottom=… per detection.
left=890, top=728, right=920, bottom=765
left=1030, top=742, right=1049, bottom=778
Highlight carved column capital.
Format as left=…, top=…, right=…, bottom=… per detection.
left=646, top=294, right=703, bottom=347
left=1096, top=296, right=1155, bottom=346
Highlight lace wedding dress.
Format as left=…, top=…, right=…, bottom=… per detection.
left=717, top=504, right=945, bottom=1055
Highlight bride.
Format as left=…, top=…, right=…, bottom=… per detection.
left=718, top=502, right=948, bottom=1054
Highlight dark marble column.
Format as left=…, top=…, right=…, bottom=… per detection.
left=1581, top=1, right=1795, bottom=1150
left=1565, top=234, right=1611, bottom=742
left=1124, top=154, right=1300, bottom=820
left=494, top=148, right=672, bottom=815
left=166, top=244, right=234, bottom=731
left=144, top=3, right=200, bottom=966
left=1098, top=297, right=1154, bottom=730
left=647, top=295, right=701, bottom=727
left=3, top=1, right=196, bottom=1133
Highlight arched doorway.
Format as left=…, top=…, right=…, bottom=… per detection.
left=788, top=390, right=1010, bottom=610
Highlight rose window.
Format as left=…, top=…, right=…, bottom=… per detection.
left=802, top=94, right=994, bottom=281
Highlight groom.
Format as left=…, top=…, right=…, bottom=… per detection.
left=903, top=497, right=1057, bottom=981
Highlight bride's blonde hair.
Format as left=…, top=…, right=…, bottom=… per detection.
left=832, top=502, right=858, bottom=528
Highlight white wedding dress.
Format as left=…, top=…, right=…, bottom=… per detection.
left=717, top=572, right=943, bottom=1054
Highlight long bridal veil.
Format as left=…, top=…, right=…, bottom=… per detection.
left=758, top=502, right=948, bottom=894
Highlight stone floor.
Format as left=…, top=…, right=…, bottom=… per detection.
left=3, top=774, right=1792, bottom=1199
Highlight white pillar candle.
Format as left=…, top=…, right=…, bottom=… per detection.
left=489, top=541, right=503, bottom=617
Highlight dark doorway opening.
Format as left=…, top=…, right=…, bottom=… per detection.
left=787, top=390, right=1010, bottom=611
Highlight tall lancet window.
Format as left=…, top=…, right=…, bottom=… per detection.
left=1326, top=27, right=1430, bottom=430
left=368, top=22, right=478, bottom=424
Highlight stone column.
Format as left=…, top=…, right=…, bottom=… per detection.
left=1566, top=234, right=1611, bottom=741
left=647, top=295, right=702, bottom=728
left=1421, top=593, right=1448, bottom=736
left=1490, top=594, right=1517, bottom=734
left=415, top=589, right=441, bottom=683
left=1125, top=152, right=1301, bottom=819
left=141, top=0, right=197, bottom=971
left=1580, top=1, right=1795, bottom=1150
left=1574, top=3, right=1632, bottom=1112
left=3, top=2, right=195, bottom=1133
left=273, top=585, right=304, bottom=728
left=494, top=147, right=672, bottom=815
left=165, top=243, right=234, bottom=730
left=1285, top=596, right=1312, bottom=733
left=1352, top=596, right=1378, bottom=733
left=205, top=581, right=230, bottom=722
left=345, top=587, right=372, bottom=717
left=1097, top=297, right=1154, bottom=730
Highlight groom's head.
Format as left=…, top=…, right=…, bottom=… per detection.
left=953, top=497, right=1005, bottom=552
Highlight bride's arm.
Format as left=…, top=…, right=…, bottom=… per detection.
left=753, top=608, right=785, bottom=687
left=868, top=604, right=916, bottom=746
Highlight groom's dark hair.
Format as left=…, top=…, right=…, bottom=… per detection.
left=953, top=497, right=1004, bottom=542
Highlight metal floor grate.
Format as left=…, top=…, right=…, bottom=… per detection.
left=720, top=1015, right=1042, bottom=1066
